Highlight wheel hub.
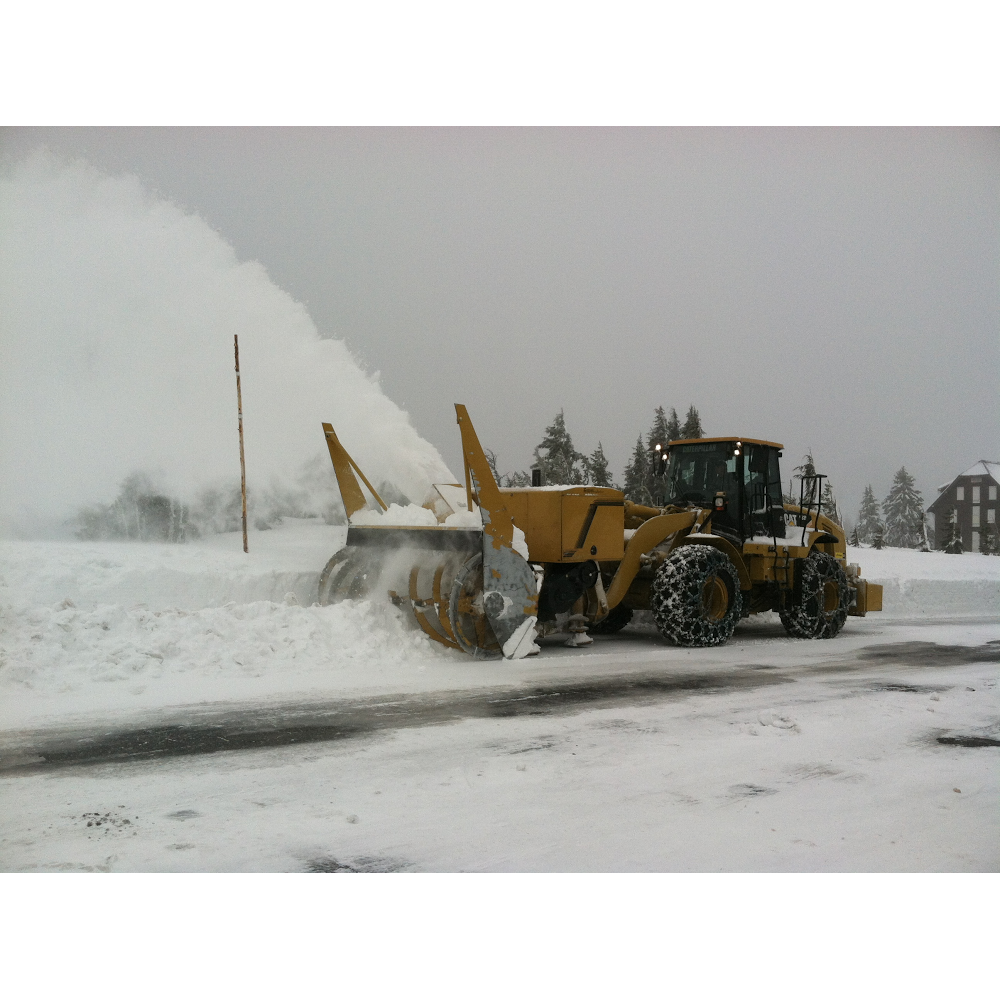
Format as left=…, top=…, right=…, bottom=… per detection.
left=701, top=574, right=729, bottom=621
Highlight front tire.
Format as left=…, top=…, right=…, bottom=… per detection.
left=652, top=545, right=743, bottom=647
left=779, top=551, right=850, bottom=639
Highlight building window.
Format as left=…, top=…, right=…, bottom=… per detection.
left=973, top=486, right=981, bottom=503
left=990, top=509, right=996, bottom=524
left=956, top=486, right=964, bottom=501
left=990, top=485, right=997, bottom=501
left=972, top=530, right=980, bottom=553
left=972, top=506, right=980, bottom=527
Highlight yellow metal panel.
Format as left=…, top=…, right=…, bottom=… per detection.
left=501, top=489, right=564, bottom=562
left=584, top=504, right=626, bottom=560
left=501, top=491, right=530, bottom=536
left=499, top=487, right=625, bottom=563
left=455, top=404, right=515, bottom=552
left=322, top=422, right=386, bottom=517
left=559, top=491, right=626, bottom=561
left=560, top=494, right=592, bottom=555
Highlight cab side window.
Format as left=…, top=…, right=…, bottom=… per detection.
left=744, top=444, right=785, bottom=539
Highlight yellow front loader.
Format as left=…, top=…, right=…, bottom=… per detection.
left=318, top=405, right=882, bottom=658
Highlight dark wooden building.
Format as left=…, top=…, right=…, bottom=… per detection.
left=927, top=460, right=999, bottom=552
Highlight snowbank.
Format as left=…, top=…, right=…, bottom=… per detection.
left=0, top=520, right=460, bottom=727
left=2, top=530, right=997, bottom=730
left=849, top=546, right=1000, bottom=618
left=0, top=594, right=443, bottom=726
left=850, top=546, right=1000, bottom=582
left=0, top=519, right=347, bottom=610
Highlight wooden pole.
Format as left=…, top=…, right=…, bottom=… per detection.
left=234, top=334, right=248, bottom=553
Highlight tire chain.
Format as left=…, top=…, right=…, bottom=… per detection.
left=779, top=550, right=850, bottom=639
left=651, top=545, right=743, bottom=647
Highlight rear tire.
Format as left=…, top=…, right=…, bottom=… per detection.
left=652, top=545, right=743, bottom=647
left=779, top=551, right=850, bottom=639
left=589, top=603, right=633, bottom=635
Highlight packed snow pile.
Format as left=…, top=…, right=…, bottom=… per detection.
left=350, top=502, right=488, bottom=531
left=444, top=510, right=483, bottom=528
left=0, top=520, right=461, bottom=727
left=351, top=504, right=440, bottom=526
left=848, top=545, right=1000, bottom=617
left=1, top=594, right=437, bottom=709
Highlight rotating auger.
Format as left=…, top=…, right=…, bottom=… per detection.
left=317, top=406, right=540, bottom=660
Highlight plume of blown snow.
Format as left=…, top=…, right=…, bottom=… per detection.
left=0, top=151, right=454, bottom=538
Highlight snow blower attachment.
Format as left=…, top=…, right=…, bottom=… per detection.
left=318, top=407, right=539, bottom=660
left=320, top=410, right=883, bottom=658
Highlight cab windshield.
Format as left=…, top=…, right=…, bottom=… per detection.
left=665, top=442, right=737, bottom=506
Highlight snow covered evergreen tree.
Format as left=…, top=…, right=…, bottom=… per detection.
left=856, top=485, right=881, bottom=544
left=485, top=448, right=501, bottom=483
left=849, top=525, right=860, bottom=547
left=623, top=436, right=650, bottom=503
left=680, top=405, right=704, bottom=439
left=76, top=472, right=195, bottom=542
left=918, top=510, right=931, bottom=552
left=485, top=449, right=530, bottom=488
left=585, top=442, right=613, bottom=488
left=533, top=410, right=585, bottom=486
left=980, top=520, right=999, bottom=556
left=793, top=453, right=816, bottom=479
left=665, top=407, right=681, bottom=443
left=882, top=467, right=924, bottom=548
left=821, top=480, right=841, bottom=525
left=871, top=520, right=886, bottom=549
left=645, top=406, right=672, bottom=499
left=647, top=406, right=671, bottom=453
left=792, top=453, right=820, bottom=507
left=941, top=508, right=962, bottom=553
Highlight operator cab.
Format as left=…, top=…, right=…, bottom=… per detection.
left=659, top=437, right=786, bottom=541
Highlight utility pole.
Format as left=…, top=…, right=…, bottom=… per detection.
left=234, top=334, right=248, bottom=553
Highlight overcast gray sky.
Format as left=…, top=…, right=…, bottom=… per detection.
left=3, top=127, right=997, bottom=520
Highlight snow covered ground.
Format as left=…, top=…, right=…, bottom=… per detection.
left=1, top=522, right=997, bottom=871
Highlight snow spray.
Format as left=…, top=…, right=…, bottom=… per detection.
left=0, top=151, right=455, bottom=538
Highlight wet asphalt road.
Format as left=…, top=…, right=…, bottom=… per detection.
left=2, top=641, right=997, bottom=775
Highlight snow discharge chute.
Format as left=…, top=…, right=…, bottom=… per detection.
left=318, top=405, right=539, bottom=660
